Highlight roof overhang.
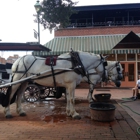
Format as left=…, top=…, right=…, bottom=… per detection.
left=74, top=3, right=140, bottom=11
left=33, top=31, right=140, bottom=56
left=0, top=42, right=51, bottom=51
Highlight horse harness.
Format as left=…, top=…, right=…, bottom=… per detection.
left=107, top=62, right=123, bottom=81
left=12, top=51, right=108, bottom=89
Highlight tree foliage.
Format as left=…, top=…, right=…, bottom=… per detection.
left=38, top=0, right=77, bottom=31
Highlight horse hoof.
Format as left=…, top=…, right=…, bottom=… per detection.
left=73, top=115, right=81, bottom=120
left=20, top=112, right=26, bottom=116
left=6, top=115, right=13, bottom=119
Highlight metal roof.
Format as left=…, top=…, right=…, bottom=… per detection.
left=33, top=34, right=126, bottom=56
left=32, top=31, right=140, bottom=56
left=74, top=3, right=140, bottom=11
left=0, top=42, right=51, bottom=51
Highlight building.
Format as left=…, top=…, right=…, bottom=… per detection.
left=33, top=3, right=140, bottom=88
left=0, top=57, right=6, bottom=64
left=7, top=55, right=20, bottom=64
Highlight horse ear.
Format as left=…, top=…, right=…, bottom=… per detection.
left=71, top=48, right=74, bottom=51
left=100, top=54, right=103, bottom=59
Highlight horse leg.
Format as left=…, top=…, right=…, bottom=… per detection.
left=66, top=83, right=81, bottom=119
left=4, top=84, right=21, bottom=118
left=65, top=88, right=75, bottom=116
left=65, top=89, right=70, bottom=116
left=16, top=82, right=28, bottom=116
left=87, top=84, right=95, bottom=103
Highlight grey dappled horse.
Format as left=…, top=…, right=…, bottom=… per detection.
left=2, top=51, right=108, bottom=119
left=81, top=61, right=123, bottom=102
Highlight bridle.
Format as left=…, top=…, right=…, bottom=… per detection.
left=70, top=50, right=108, bottom=85
left=108, top=61, right=123, bottom=81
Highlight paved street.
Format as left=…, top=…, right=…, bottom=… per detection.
left=0, top=88, right=140, bottom=140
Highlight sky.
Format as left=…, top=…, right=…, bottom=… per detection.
left=0, top=0, right=139, bottom=59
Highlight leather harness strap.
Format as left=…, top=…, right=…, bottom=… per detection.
left=70, top=50, right=86, bottom=76
left=50, top=57, right=57, bottom=90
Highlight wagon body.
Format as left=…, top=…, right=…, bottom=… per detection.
left=0, top=67, right=68, bottom=103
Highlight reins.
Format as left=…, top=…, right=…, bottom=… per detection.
left=11, top=51, right=108, bottom=87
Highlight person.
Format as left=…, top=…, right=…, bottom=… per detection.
left=131, top=75, right=140, bottom=100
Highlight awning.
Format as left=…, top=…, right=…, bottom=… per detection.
left=112, top=49, right=140, bottom=54
left=33, top=34, right=126, bottom=56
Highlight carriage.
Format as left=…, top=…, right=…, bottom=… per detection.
left=23, top=83, right=66, bottom=102
left=0, top=68, right=67, bottom=103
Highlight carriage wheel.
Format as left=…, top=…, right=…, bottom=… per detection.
left=23, top=84, right=40, bottom=103
left=39, top=87, right=51, bottom=99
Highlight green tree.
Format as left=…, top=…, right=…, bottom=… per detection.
left=38, top=0, right=77, bottom=31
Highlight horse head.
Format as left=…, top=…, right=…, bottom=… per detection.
left=86, top=53, right=108, bottom=77
left=106, top=61, right=123, bottom=87
left=69, top=51, right=108, bottom=78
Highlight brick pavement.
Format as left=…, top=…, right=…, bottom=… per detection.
left=0, top=89, right=140, bottom=140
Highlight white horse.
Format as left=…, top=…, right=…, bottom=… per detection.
left=82, top=61, right=123, bottom=102
left=2, top=50, right=108, bottom=119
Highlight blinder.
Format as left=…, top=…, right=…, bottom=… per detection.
left=101, top=56, right=108, bottom=82
left=116, top=62, right=123, bottom=81
left=103, top=61, right=107, bottom=67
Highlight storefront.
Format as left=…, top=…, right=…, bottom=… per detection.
left=32, top=31, right=140, bottom=88
left=105, top=53, right=140, bottom=87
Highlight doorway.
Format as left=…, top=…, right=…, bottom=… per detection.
left=121, top=62, right=136, bottom=87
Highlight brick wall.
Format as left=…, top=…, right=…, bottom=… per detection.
left=0, top=57, right=6, bottom=64
left=55, top=26, right=140, bottom=36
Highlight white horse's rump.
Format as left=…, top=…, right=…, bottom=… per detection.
left=81, top=61, right=123, bottom=102
left=3, top=51, right=107, bottom=119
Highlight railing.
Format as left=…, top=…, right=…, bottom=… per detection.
left=67, top=20, right=140, bottom=28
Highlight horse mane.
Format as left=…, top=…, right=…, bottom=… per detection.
left=106, top=61, right=117, bottom=70
left=107, top=61, right=116, bottom=65
left=106, top=61, right=123, bottom=71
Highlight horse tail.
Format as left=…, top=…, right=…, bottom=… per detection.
left=1, top=87, right=19, bottom=107
left=1, top=75, right=18, bottom=107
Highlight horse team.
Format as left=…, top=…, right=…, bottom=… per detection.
left=0, top=50, right=123, bottom=119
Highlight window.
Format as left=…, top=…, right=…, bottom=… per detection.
left=128, top=64, right=135, bottom=81
left=127, top=54, right=135, bottom=61
left=106, top=54, right=116, bottom=61
left=117, top=54, right=125, bottom=61
left=103, top=54, right=116, bottom=61
left=137, top=54, right=140, bottom=61
left=2, top=72, right=10, bottom=79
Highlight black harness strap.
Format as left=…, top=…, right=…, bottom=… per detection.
left=32, top=70, right=71, bottom=80
left=70, top=50, right=86, bottom=76
left=57, top=58, right=71, bottom=61
left=102, top=61, right=108, bottom=82
left=13, top=56, right=37, bottom=79
left=50, top=57, right=57, bottom=90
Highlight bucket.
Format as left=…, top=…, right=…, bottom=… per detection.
left=89, top=102, right=116, bottom=121
left=94, top=93, right=111, bottom=102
